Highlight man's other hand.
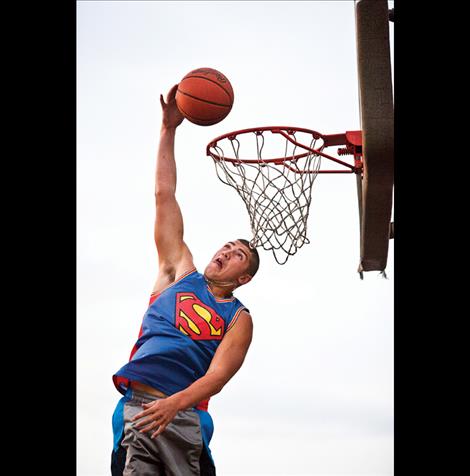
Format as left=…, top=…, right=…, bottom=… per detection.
left=131, top=393, right=183, bottom=439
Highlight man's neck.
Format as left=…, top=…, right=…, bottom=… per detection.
left=204, top=276, right=236, bottom=299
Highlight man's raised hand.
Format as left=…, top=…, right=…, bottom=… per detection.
left=160, top=84, right=185, bottom=129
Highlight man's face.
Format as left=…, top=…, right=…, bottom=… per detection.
left=204, top=240, right=252, bottom=286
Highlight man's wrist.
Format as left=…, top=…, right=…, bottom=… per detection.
left=171, top=391, right=190, bottom=411
left=161, top=124, right=177, bottom=134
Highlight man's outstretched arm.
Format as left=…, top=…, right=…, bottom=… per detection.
left=153, top=85, right=194, bottom=293
left=131, top=311, right=254, bottom=438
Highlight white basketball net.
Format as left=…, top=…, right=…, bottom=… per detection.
left=208, top=129, right=324, bottom=264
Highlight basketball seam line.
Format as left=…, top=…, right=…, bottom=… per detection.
left=177, top=104, right=222, bottom=124
left=177, top=89, right=232, bottom=108
left=182, top=75, right=233, bottom=100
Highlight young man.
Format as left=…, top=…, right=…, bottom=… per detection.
left=111, top=85, right=259, bottom=476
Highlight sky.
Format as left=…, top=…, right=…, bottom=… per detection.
left=77, top=1, right=394, bottom=475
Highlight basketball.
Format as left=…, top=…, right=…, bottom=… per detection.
left=175, top=68, right=234, bottom=126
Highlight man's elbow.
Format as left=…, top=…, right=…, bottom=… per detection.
left=204, top=370, right=227, bottom=396
left=213, top=382, right=227, bottom=395
left=211, top=368, right=241, bottom=396
left=154, top=188, right=176, bottom=204
left=211, top=376, right=226, bottom=396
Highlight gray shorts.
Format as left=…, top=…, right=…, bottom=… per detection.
left=120, top=388, right=204, bottom=476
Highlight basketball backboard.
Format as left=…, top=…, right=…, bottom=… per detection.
left=354, top=0, right=394, bottom=275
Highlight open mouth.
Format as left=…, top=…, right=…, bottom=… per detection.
left=214, top=258, right=223, bottom=269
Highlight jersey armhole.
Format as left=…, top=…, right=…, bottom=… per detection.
left=226, top=306, right=249, bottom=333
left=150, top=267, right=198, bottom=300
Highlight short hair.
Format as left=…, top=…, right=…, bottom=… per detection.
left=237, top=239, right=260, bottom=278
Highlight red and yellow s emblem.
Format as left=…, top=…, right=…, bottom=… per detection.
left=175, top=293, right=225, bottom=340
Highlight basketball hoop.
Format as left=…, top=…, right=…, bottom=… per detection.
left=207, top=126, right=363, bottom=264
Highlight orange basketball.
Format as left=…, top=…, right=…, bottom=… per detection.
left=175, top=67, right=234, bottom=126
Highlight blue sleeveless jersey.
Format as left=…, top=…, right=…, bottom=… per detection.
left=113, top=268, right=247, bottom=400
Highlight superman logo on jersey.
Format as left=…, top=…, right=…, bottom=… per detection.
left=175, top=292, right=225, bottom=340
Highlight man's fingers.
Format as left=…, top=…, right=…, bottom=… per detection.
left=131, top=407, right=153, bottom=422
left=133, top=414, right=156, bottom=429
left=159, top=94, right=165, bottom=108
left=139, top=420, right=160, bottom=433
left=131, top=400, right=160, bottom=421
left=151, top=423, right=167, bottom=439
left=142, top=402, right=155, bottom=408
left=131, top=412, right=144, bottom=422
left=166, top=84, right=179, bottom=102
